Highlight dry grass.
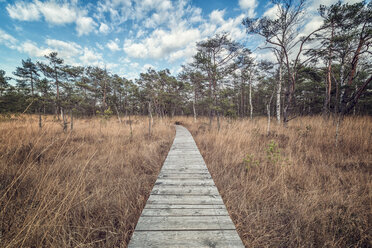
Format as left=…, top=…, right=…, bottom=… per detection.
left=0, top=115, right=175, bottom=248
left=180, top=116, right=372, bottom=248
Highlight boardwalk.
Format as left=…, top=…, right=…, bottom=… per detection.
left=128, top=125, right=244, bottom=248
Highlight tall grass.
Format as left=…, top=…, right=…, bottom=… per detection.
left=181, top=116, right=371, bottom=247
left=0, top=115, right=174, bottom=247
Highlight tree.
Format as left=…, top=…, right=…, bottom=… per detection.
left=38, top=52, right=68, bottom=118
left=13, top=58, right=39, bottom=99
left=236, top=48, right=255, bottom=119
left=191, top=33, right=242, bottom=128
left=243, top=0, right=325, bottom=125
left=0, top=70, right=11, bottom=97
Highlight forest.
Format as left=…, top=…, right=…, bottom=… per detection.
left=0, top=1, right=371, bottom=123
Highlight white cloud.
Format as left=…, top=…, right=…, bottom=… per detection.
left=96, top=43, right=104, bottom=50
left=131, top=62, right=139, bottom=68
left=263, top=5, right=280, bottom=19
left=210, top=10, right=225, bottom=25
left=6, top=0, right=96, bottom=36
left=123, top=40, right=147, bottom=58
left=239, top=0, right=257, bottom=18
left=142, top=63, right=155, bottom=71
left=106, top=39, right=121, bottom=51
left=45, top=39, right=81, bottom=58
left=79, top=47, right=103, bottom=65
left=124, top=28, right=200, bottom=60
left=76, top=16, right=97, bottom=36
left=0, top=29, right=18, bottom=49
left=35, top=0, right=77, bottom=25
left=6, top=1, right=40, bottom=21
left=99, top=23, right=110, bottom=34
left=215, top=14, right=246, bottom=41
left=18, top=41, right=53, bottom=57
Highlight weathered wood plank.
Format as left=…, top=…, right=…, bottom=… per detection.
left=128, top=126, right=244, bottom=247
left=134, top=215, right=237, bottom=231
left=129, top=230, right=244, bottom=248
left=158, top=173, right=212, bottom=179
left=151, top=185, right=219, bottom=195
left=141, top=208, right=229, bottom=216
left=155, top=178, right=215, bottom=186
left=147, top=194, right=224, bottom=205
left=144, top=204, right=227, bottom=209
left=160, top=169, right=210, bottom=174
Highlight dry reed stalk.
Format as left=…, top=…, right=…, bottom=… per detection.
left=0, top=115, right=175, bottom=248
left=179, top=116, right=371, bottom=248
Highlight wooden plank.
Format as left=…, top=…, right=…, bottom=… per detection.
left=147, top=194, right=224, bottom=205
left=144, top=204, right=227, bottom=209
left=134, top=215, right=237, bottom=231
left=155, top=178, right=215, bottom=186
left=128, top=126, right=244, bottom=247
left=151, top=185, right=219, bottom=195
left=160, top=169, right=210, bottom=174
left=158, top=173, right=211, bottom=179
left=141, top=208, right=229, bottom=216
left=129, top=230, right=244, bottom=248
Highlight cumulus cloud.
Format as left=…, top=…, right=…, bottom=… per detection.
left=124, top=28, right=200, bottom=60
left=106, top=39, right=121, bottom=51
left=239, top=0, right=257, bottom=18
left=99, top=23, right=110, bottom=34
left=76, top=16, right=97, bottom=36
left=0, top=29, right=18, bottom=49
left=79, top=47, right=103, bottom=65
left=6, top=1, right=40, bottom=21
left=35, top=0, right=77, bottom=25
left=210, top=10, right=225, bottom=25
left=6, top=0, right=96, bottom=36
left=263, top=5, right=280, bottom=19
left=18, top=41, right=53, bottom=57
left=45, top=39, right=82, bottom=59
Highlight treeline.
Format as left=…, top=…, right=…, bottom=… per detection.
left=0, top=0, right=371, bottom=123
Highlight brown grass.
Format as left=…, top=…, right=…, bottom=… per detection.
left=180, top=116, right=372, bottom=248
left=0, top=115, right=175, bottom=247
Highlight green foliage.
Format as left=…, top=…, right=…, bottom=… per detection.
left=243, top=154, right=260, bottom=170
left=266, top=140, right=281, bottom=165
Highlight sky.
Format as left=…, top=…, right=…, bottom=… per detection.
left=0, top=0, right=360, bottom=80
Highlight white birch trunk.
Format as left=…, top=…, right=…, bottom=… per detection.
left=276, top=59, right=282, bottom=124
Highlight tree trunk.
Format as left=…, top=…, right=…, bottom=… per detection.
left=114, top=105, right=122, bottom=124
left=39, top=112, right=42, bottom=129
left=70, top=109, right=73, bottom=131
left=129, top=111, right=133, bottom=140
left=148, top=101, right=152, bottom=137
left=276, top=57, right=282, bottom=124
left=267, top=92, right=274, bottom=136
left=193, top=102, right=196, bottom=123
left=241, top=78, right=245, bottom=117
left=267, top=103, right=271, bottom=136
left=323, top=23, right=334, bottom=118
left=249, top=73, right=253, bottom=120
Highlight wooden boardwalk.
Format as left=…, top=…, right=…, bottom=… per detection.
left=128, top=126, right=244, bottom=248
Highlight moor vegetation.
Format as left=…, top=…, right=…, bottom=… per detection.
left=182, top=116, right=371, bottom=247
left=0, top=116, right=174, bottom=247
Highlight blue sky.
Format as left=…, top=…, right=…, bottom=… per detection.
left=0, top=0, right=356, bottom=80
